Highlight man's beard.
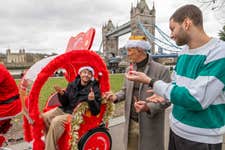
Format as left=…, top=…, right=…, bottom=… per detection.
left=176, top=28, right=190, bottom=46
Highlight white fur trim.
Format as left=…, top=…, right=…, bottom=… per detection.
left=78, top=66, right=94, bottom=76
left=125, top=40, right=151, bottom=50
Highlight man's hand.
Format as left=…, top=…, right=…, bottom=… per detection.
left=88, top=87, right=95, bottom=101
left=146, top=93, right=166, bottom=103
left=54, top=85, right=64, bottom=95
left=103, top=91, right=117, bottom=102
left=125, top=71, right=151, bottom=84
left=134, top=100, right=149, bottom=113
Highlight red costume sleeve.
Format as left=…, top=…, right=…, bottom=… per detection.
left=0, top=64, right=21, bottom=118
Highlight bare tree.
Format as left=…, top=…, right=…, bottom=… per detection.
left=196, top=0, right=225, bottom=23
left=218, top=25, right=225, bottom=41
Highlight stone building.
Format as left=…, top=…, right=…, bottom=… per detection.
left=6, top=49, right=26, bottom=64
left=0, top=53, right=5, bottom=64
left=1, top=49, right=50, bottom=70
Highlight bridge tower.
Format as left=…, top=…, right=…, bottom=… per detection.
left=130, top=0, right=155, bottom=53
left=102, top=20, right=118, bottom=58
left=102, top=20, right=119, bottom=58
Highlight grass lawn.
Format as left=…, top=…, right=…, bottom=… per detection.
left=7, top=73, right=125, bottom=142
left=17, top=74, right=125, bottom=111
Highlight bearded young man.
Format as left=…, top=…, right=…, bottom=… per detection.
left=126, top=4, right=225, bottom=150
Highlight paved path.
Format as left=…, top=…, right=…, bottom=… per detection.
left=108, top=116, right=125, bottom=150
left=4, top=116, right=125, bottom=150
left=3, top=108, right=225, bottom=150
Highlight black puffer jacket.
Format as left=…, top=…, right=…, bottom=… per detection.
left=58, top=75, right=101, bottom=115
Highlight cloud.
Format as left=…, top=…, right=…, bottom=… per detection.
left=0, top=0, right=223, bottom=54
left=0, top=0, right=131, bottom=53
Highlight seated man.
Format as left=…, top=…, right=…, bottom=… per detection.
left=42, top=66, right=101, bottom=150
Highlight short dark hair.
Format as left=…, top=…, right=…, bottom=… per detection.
left=170, top=4, right=203, bottom=27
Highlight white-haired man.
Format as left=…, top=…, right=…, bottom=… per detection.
left=104, top=35, right=171, bottom=150
left=42, top=66, right=101, bottom=150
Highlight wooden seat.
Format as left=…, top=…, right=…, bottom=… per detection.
left=43, top=92, right=61, bottom=113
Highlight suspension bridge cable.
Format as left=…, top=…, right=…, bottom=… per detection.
left=138, top=22, right=181, bottom=50
left=154, top=25, right=181, bottom=49
left=137, top=22, right=181, bottom=52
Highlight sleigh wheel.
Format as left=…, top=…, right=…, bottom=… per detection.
left=78, top=127, right=112, bottom=150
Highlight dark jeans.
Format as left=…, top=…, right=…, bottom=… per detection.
left=169, top=129, right=222, bottom=150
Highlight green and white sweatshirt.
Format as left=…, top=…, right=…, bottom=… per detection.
left=154, top=38, right=225, bottom=144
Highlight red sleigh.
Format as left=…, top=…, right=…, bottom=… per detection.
left=43, top=93, right=113, bottom=150
left=20, top=28, right=114, bottom=150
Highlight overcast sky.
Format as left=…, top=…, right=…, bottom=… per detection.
left=0, top=0, right=223, bottom=54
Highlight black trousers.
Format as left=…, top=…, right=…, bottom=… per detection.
left=169, top=129, right=222, bottom=150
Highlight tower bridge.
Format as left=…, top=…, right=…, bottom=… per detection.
left=102, top=0, right=156, bottom=58
left=102, top=0, right=180, bottom=61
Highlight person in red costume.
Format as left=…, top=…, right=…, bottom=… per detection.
left=0, top=63, right=22, bottom=146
